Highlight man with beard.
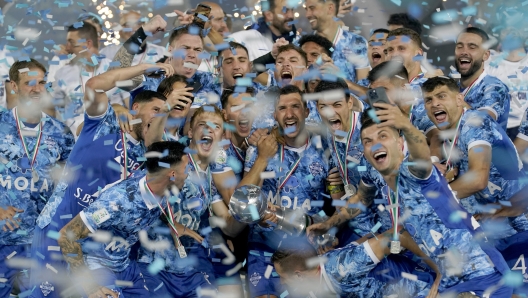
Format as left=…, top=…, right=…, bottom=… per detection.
left=138, top=106, right=260, bottom=298
left=242, top=85, right=330, bottom=298
left=454, top=27, right=510, bottom=130
left=303, top=0, right=369, bottom=83
left=29, top=62, right=174, bottom=298
left=0, top=59, right=74, bottom=298
left=247, top=0, right=298, bottom=43
left=423, top=76, right=528, bottom=295
left=57, top=141, right=188, bottom=298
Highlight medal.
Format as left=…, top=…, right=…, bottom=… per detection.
left=390, top=240, right=401, bottom=254
left=344, top=184, right=356, bottom=196
left=332, top=113, right=357, bottom=194
left=13, top=107, right=43, bottom=180
left=178, top=245, right=188, bottom=258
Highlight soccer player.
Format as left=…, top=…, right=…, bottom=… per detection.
left=303, top=0, right=369, bottom=83
left=358, top=104, right=511, bottom=296
left=57, top=141, right=188, bottom=298
left=241, top=85, right=331, bottom=298
left=0, top=59, right=74, bottom=297
left=137, top=105, right=251, bottom=298
left=272, top=234, right=439, bottom=297
left=454, top=27, right=510, bottom=130
left=246, top=0, right=298, bottom=43
left=423, top=76, right=528, bottom=294
left=29, top=62, right=173, bottom=298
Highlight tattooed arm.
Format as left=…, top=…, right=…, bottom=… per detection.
left=58, top=215, right=118, bottom=298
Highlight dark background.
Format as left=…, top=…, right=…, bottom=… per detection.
left=0, top=0, right=504, bottom=71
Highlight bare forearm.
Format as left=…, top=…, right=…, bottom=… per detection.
left=399, top=231, right=440, bottom=274
left=89, top=64, right=148, bottom=93
left=222, top=215, right=247, bottom=238
left=402, top=125, right=432, bottom=177
left=57, top=216, right=90, bottom=273
left=110, top=47, right=143, bottom=91
left=449, top=173, right=487, bottom=199
left=239, top=157, right=269, bottom=187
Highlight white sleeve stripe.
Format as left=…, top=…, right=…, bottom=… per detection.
left=79, top=211, right=96, bottom=233
left=85, top=110, right=107, bottom=120
left=517, top=133, right=528, bottom=142
left=362, top=241, right=380, bottom=264
left=477, top=106, right=498, bottom=118
left=211, top=167, right=232, bottom=174
left=424, top=126, right=436, bottom=136
left=468, top=140, right=491, bottom=151
left=244, top=167, right=251, bottom=172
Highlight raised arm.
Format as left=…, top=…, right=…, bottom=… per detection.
left=58, top=215, right=117, bottom=298
left=239, top=134, right=278, bottom=187
left=109, top=15, right=167, bottom=92
left=449, top=145, right=491, bottom=199
left=84, top=63, right=173, bottom=117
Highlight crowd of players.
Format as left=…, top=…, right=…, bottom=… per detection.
left=1, top=0, right=528, bottom=297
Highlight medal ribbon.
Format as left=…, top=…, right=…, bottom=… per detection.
left=332, top=113, right=356, bottom=184
left=146, top=180, right=183, bottom=248
left=13, top=107, right=43, bottom=170
left=278, top=138, right=310, bottom=190
left=386, top=175, right=400, bottom=241
left=461, top=73, right=482, bottom=99
left=188, top=153, right=214, bottom=217
left=443, top=109, right=466, bottom=169
left=230, top=141, right=244, bottom=163
left=331, top=26, right=343, bottom=46
left=409, top=72, right=424, bottom=84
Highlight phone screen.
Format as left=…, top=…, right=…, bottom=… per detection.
left=193, top=4, right=211, bottom=29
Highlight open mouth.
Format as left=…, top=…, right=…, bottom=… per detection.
left=433, top=110, right=447, bottom=123
left=199, top=136, right=213, bottom=152
left=457, top=57, right=472, bottom=71
left=238, top=119, right=250, bottom=131
left=174, top=105, right=185, bottom=111
left=371, top=52, right=382, bottom=64
left=328, top=119, right=342, bottom=131
left=308, top=18, right=316, bottom=23
left=281, top=71, right=293, bottom=85
left=373, top=151, right=387, bottom=164
left=233, top=73, right=243, bottom=80
left=284, top=120, right=297, bottom=132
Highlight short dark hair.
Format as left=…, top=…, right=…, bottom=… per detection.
left=458, top=27, right=489, bottom=42
left=132, top=90, right=167, bottom=106
left=145, top=141, right=186, bottom=174
left=220, top=87, right=256, bottom=109
left=359, top=110, right=399, bottom=138
left=421, top=76, right=459, bottom=94
left=9, top=59, right=47, bottom=83
left=271, top=239, right=317, bottom=273
left=387, top=13, right=422, bottom=35
left=372, top=28, right=390, bottom=36
left=219, top=41, right=249, bottom=58
left=314, top=78, right=350, bottom=101
left=367, top=61, right=409, bottom=84
left=169, top=25, right=204, bottom=46
left=298, top=34, right=334, bottom=58
left=277, top=44, right=308, bottom=66
left=277, top=84, right=305, bottom=109
left=157, top=75, right=188, bottom=97
left=387, top=27, right=422, bottom=49
left=67, top=22, right=99, bottom=49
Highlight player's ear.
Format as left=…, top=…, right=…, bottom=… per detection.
left=132, top=102, right=140, bottom=112
left=10, top=81, right=17, bottom=93
left=221, top=109, right=228, bottom=122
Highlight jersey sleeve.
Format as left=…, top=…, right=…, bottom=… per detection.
left=477, top=81, right=510, bottom=121
left=81, top=103, right=118, bottom=139
left=411, top=103, right=436, bottom=135
left=349, top=34, right=369, bottom=70
left=211, top=148, right=232, bottom=174
left=517, top=109, right=528, bottom=141
left=460, top=112, right=497, bottom=151
left=244, top=145, right=258, bottom=172
left=59, top=126, right=75, bottom=161
left=79, top=188, right=125, bottom=233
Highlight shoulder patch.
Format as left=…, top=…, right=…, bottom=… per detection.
left=92, top=208, right=111, bottom=225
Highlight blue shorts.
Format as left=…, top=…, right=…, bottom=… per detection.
left=29, top=225, right=70, bottom=298
left=86, top=260, right=149, bottom=298
left=368, top=253, right=436, bottom=285
left=246, top=249, right=286, bottom=298
left=0, top=244, right=31, bottom=297
left=138, top=262, right=217, bottom=298
left=495, top=230, right=528, bottom=295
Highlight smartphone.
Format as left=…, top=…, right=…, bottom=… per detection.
left=367, top=87, right=391, bottom=110
left=193, top=4, right=211, bottom=29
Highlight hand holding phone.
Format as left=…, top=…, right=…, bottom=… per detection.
left=367, top=87, right=392, bottom=110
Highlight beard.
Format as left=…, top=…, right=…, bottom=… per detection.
left=272, top=17, right=292, bottom=35
left=456, top=58, right=483, bottom=79
left=133, top=121, right=144, bottom=141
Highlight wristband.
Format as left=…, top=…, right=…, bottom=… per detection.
left=123, top=27, right=147, bottom=56
left=430, top=156, right=440, bottom=163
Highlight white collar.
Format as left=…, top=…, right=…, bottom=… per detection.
left=319, top=263, right=339, bottom=295
left=11, top=108, right=46, bottom=131
left=125, top=132, right=140, bottom=145
left=462, top=69, right=487, bottom=96
left=139, top=176, right=159, bottom=210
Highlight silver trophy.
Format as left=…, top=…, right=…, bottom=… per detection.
left=229, top=185, right=313, bottom=236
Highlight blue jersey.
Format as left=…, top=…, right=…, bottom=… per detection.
left=79, top=175, right=164, bottom=272
left=460, top=72, right=510, bottom=130
left=131, top=70, right=217, bottom=108
left=448, top=110, right=528, bottom=233
left=37, top=105, right=146, bottom=229
left=137, top=156, right=224, bottom=274
left=387, top=161, right=504, bottom=290
left=0, top=109, right=74, bottom=245
left=244, top=136, right=329, bottom=251
left=517, top=108, right=528, bottom=144
left=214, top=142, right=245, bottom=182
left=411, top=101, right=436, bottom=135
